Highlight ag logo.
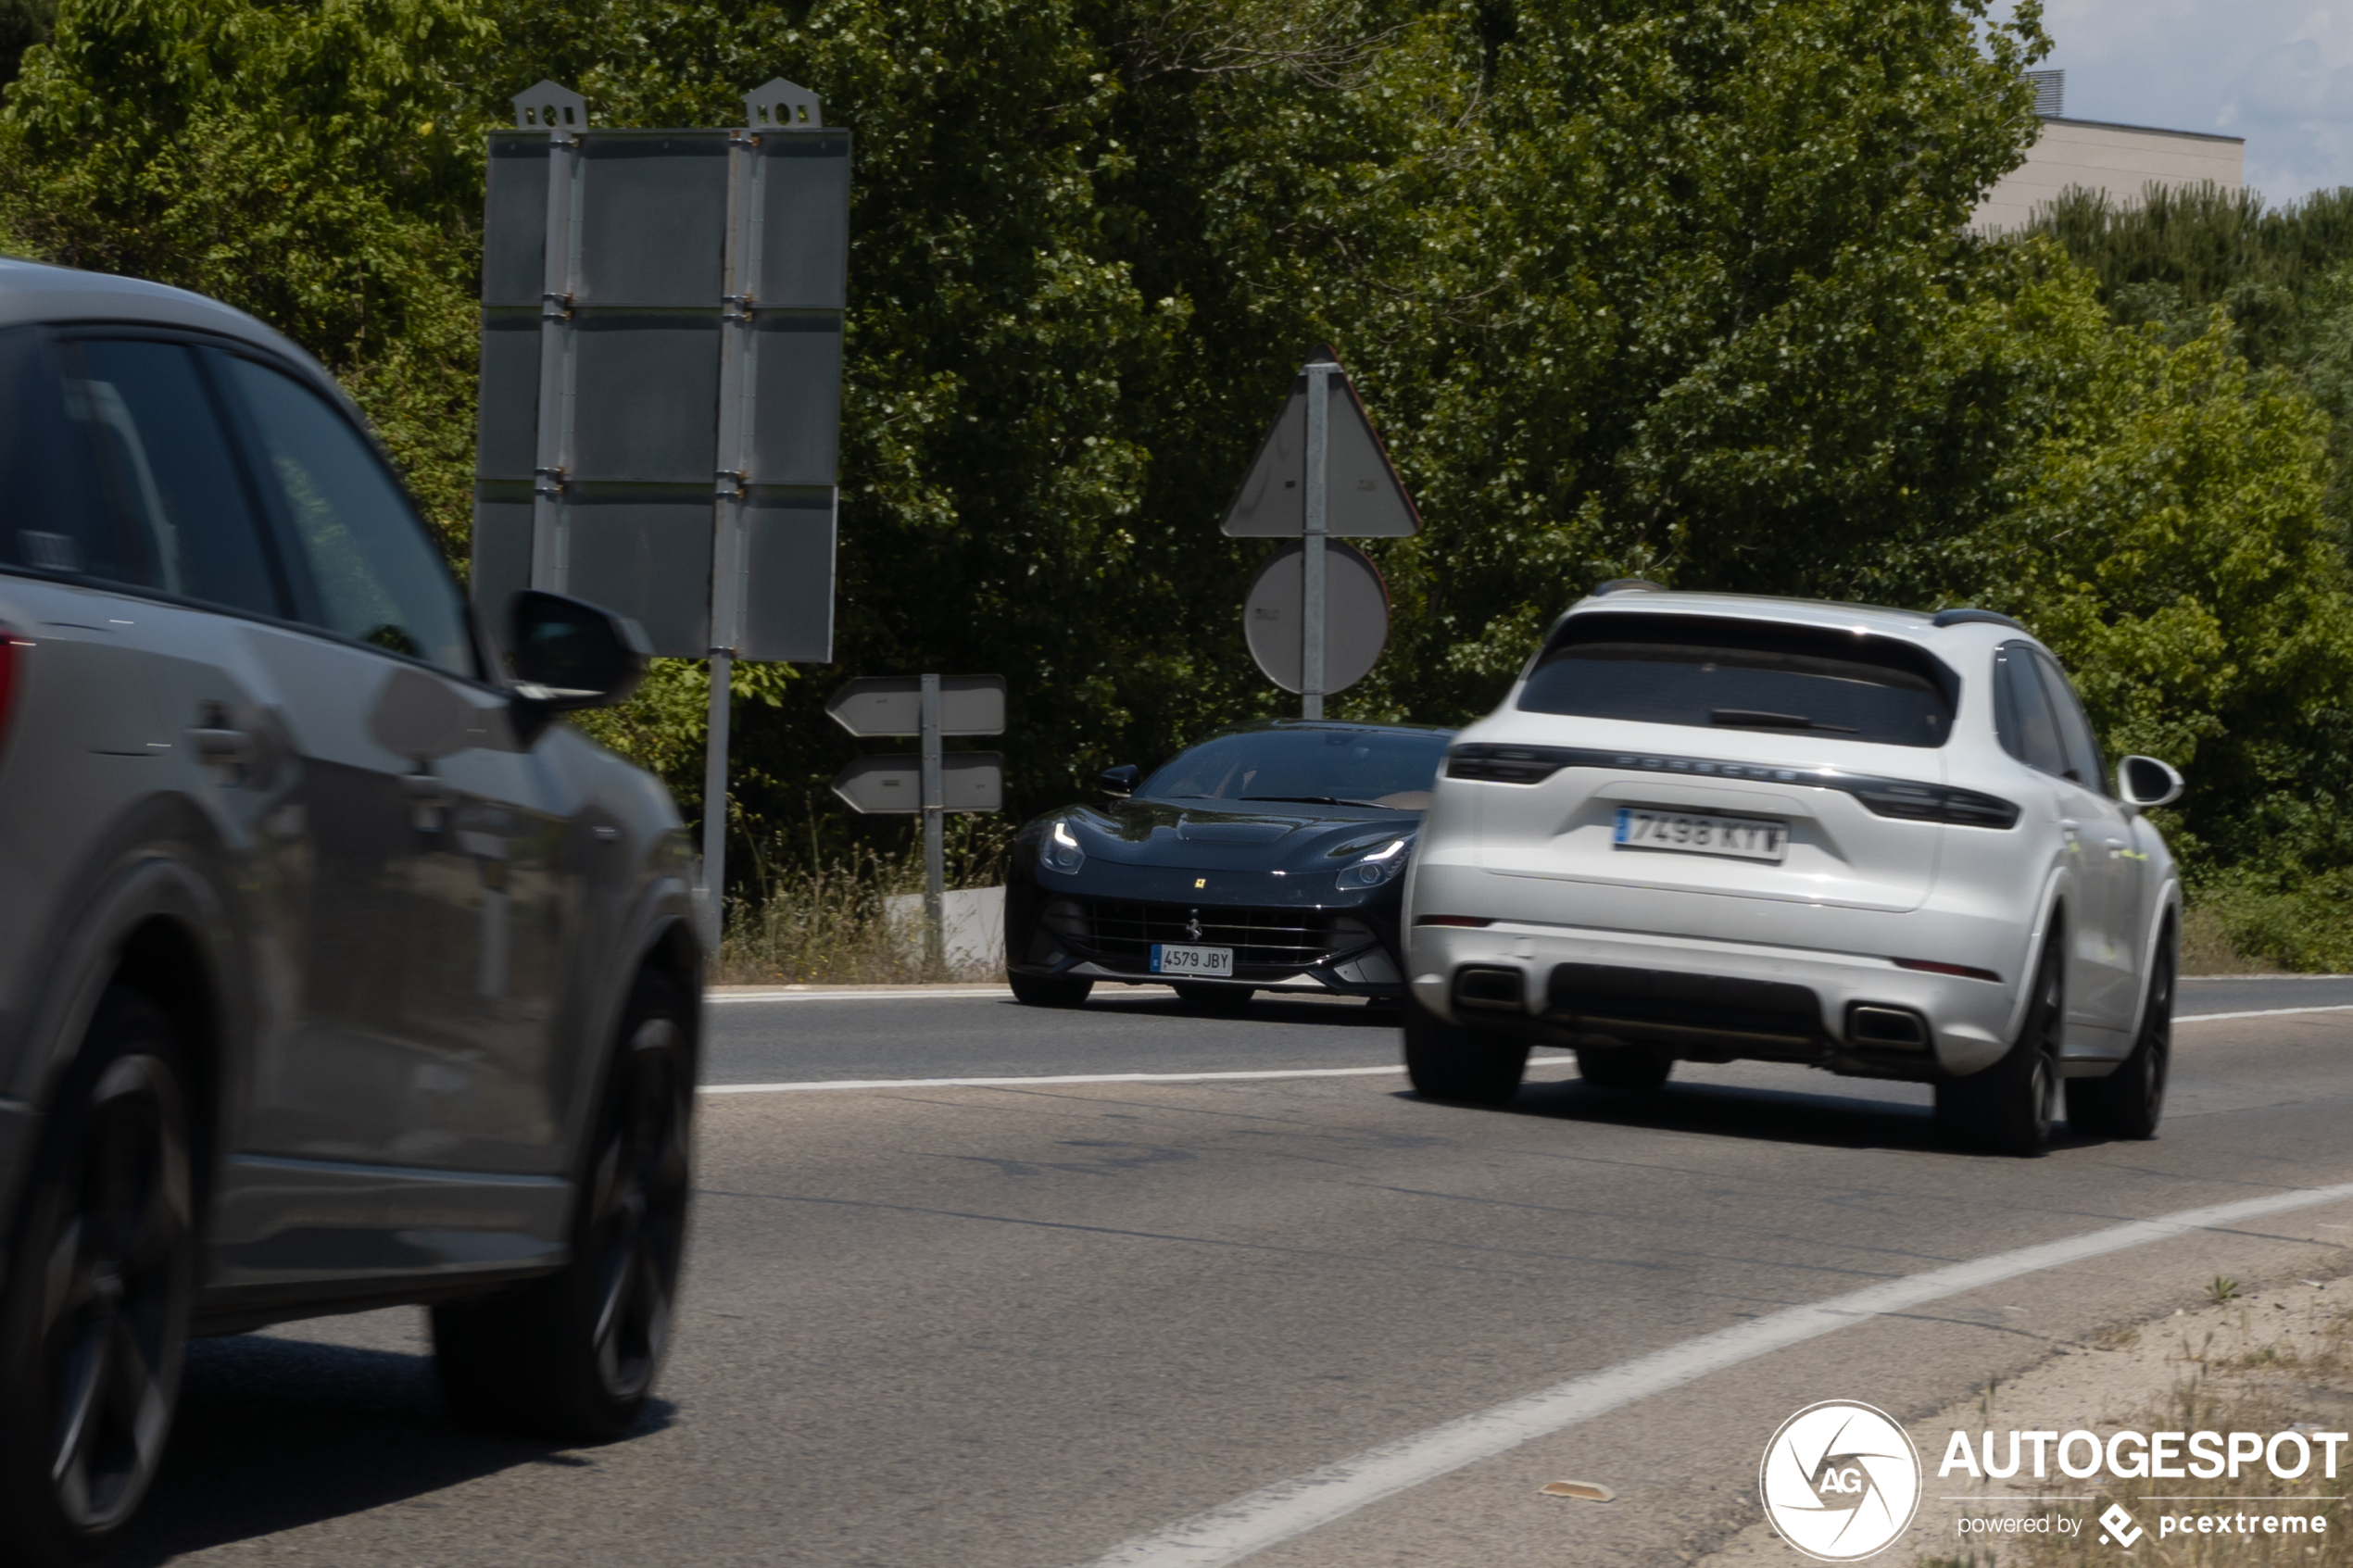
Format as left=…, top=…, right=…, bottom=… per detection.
left=1759, top=1400, right=1921, bottom=1562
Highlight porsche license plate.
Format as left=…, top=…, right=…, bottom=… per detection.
left=1151, top=944, right=1234, bottom=978
left=1613, top=808, right=1788, bottom=862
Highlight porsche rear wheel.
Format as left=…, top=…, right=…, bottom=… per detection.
left=1402, top=997, right=1528, bottom=1105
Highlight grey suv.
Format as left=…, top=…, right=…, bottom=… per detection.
left=0, top=262, right=702, bottom=1565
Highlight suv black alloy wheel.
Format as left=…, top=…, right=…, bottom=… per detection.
left=0, top=987, right=195, bottom=1568
left=434, top=970, right=693, bottom=1440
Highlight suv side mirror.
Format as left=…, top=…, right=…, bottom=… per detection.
left=509, top=591, right=650, bottom=716
left=1100, top=763, right=1140, bottom=797
left=2117, top=755, right=2183, bottom=809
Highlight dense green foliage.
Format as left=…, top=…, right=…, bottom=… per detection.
left=2, top=0, right=2350, bottom=958
left=2035, top=185, right=2353, bottom=963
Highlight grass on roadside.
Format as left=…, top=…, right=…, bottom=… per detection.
left=714, top=818, right=1013, bottom=985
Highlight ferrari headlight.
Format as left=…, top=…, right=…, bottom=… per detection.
left=1042, top=819, right=1087, bottom=875
left=1335, top=837, right=1408, bottom=890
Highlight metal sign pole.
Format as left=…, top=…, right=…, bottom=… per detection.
left=528, top=106, right=585, bottom=594
left=919, top=673, right=945, bottom=970
left=1301, top=359, right=1334, bottom=720
left=696, top=118, right=765, bottom=950
left=700, top=653, right=733, bottom=946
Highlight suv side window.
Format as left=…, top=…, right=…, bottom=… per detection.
left=61, top=337, right=288, bottom=618
left=213, top=353, right=476, bottom=678
left=0, top=328, right=119, bottom=582
left=1993, top=644, right=2070, bottom=779
left=2032, top=649, right=2108, bottom=793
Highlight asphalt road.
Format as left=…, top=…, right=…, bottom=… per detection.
left=119, top=974, right=2353, bottom=1567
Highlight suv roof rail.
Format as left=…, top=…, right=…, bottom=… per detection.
left=1592, top=578, right=1667, bottom=596
left=1931, top=607, right=2027, bottom=631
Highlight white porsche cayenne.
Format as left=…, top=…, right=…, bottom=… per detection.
left=1400, top=584, right=2184, bottom=1156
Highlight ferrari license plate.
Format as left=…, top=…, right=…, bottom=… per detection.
left=1151, top=943, right=1234, bottom=978
left=1613, top=807, right=1788, bottom=862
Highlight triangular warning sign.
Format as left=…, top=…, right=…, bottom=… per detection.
left=1220, top=348, right=1421, bottom=538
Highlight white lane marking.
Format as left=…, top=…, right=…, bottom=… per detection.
left=1083, top=1179, right=2353, bottom=1568
left=698, top=1005, right=2353, bottom=1095
left=702, top=1065, right=1407, bottom=1095
left=2177, top=1005, right=2353, bottom=1023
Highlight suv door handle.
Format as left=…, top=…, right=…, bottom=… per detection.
left=189, top=726, right=252, bottom=766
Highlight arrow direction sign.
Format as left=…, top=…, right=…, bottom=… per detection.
left=826, top=671, right=1007, bottom=969
left=831, top=752, right=1004, bottom=814
left=824, top=674, right=1006, bottom=738
left=1220, top=349, right=1420, bottom=539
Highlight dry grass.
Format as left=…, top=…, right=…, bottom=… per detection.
left=715, top=820, right=1012, bottom=985
left=2181, top=903, right=2272, bottom=976
left=1954, top=1309, right=2353, bottom=1567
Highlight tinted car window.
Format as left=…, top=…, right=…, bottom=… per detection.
left=1141, top=727, right=1450, bottom=809
left=2033, top=649, right=2107, bottom=791
left=64, top=338, right=285, bottom=617
left=218, top=354, right=474, bottom=677
left=0, top=328, right=119, bottom=581
left=1994, top=644, right=2070, bottom=778
left=1516, top=613, right=1956, bottom=747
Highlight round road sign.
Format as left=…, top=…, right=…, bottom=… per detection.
left=1243, top=539, right=1390, bottom=696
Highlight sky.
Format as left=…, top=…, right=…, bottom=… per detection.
left=2026, top=0, right=2353, bottom=204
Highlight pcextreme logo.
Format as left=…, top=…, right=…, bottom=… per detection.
left=1760, top=1401, right=1923, bottom=1562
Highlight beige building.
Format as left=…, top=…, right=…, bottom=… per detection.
left=1971, top=72, right=2245, bottom=232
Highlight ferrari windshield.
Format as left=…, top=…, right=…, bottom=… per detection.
left=1140, top=726, right=1450, bottom=810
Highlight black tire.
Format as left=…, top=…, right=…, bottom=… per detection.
left=1171, top=982, right=1254, bottom=1011
left=434, top=970, right=693, bottom=1441
left=1935, top=936, right=2062, bottom=1157
left=2067, top=922, right=2173, bottom=1140
left=1008, top=972, right=1093, bottom=1008
left=1401, top=996, right=1529, bottom=1105
left=1578, top=1044, right=1672, bottom=1091
left=0, top=988, right=195, bottom=1568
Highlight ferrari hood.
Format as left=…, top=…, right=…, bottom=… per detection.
left=1054, top=799, right=1416, bottom=873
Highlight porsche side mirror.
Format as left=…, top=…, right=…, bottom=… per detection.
left=508, top=591, right=651, bottom=732
left=1100, top=764, right=1140, bottom=797
left=2117, top=755, right=2183, bottom=809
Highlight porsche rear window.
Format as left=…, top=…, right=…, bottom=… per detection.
left=1516, top=613, right=1957, bottom=748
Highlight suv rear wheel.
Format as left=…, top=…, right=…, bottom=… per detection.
left=434, top=970, right=692, bottom=1441
left=0, top=987, right=195, bottom=1568
left=1935, top=937, right=2062, bottom=1157
left=1402, top=997, right=1528, bottom=1105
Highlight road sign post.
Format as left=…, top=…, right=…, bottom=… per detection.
left=826, top=675, right=1006, bottom=972
left=1221, top=346, right=1419, bottom=710
left=920, top=673, right=945, bottom=969
left=1301, top=358, right=1332, bottom=719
